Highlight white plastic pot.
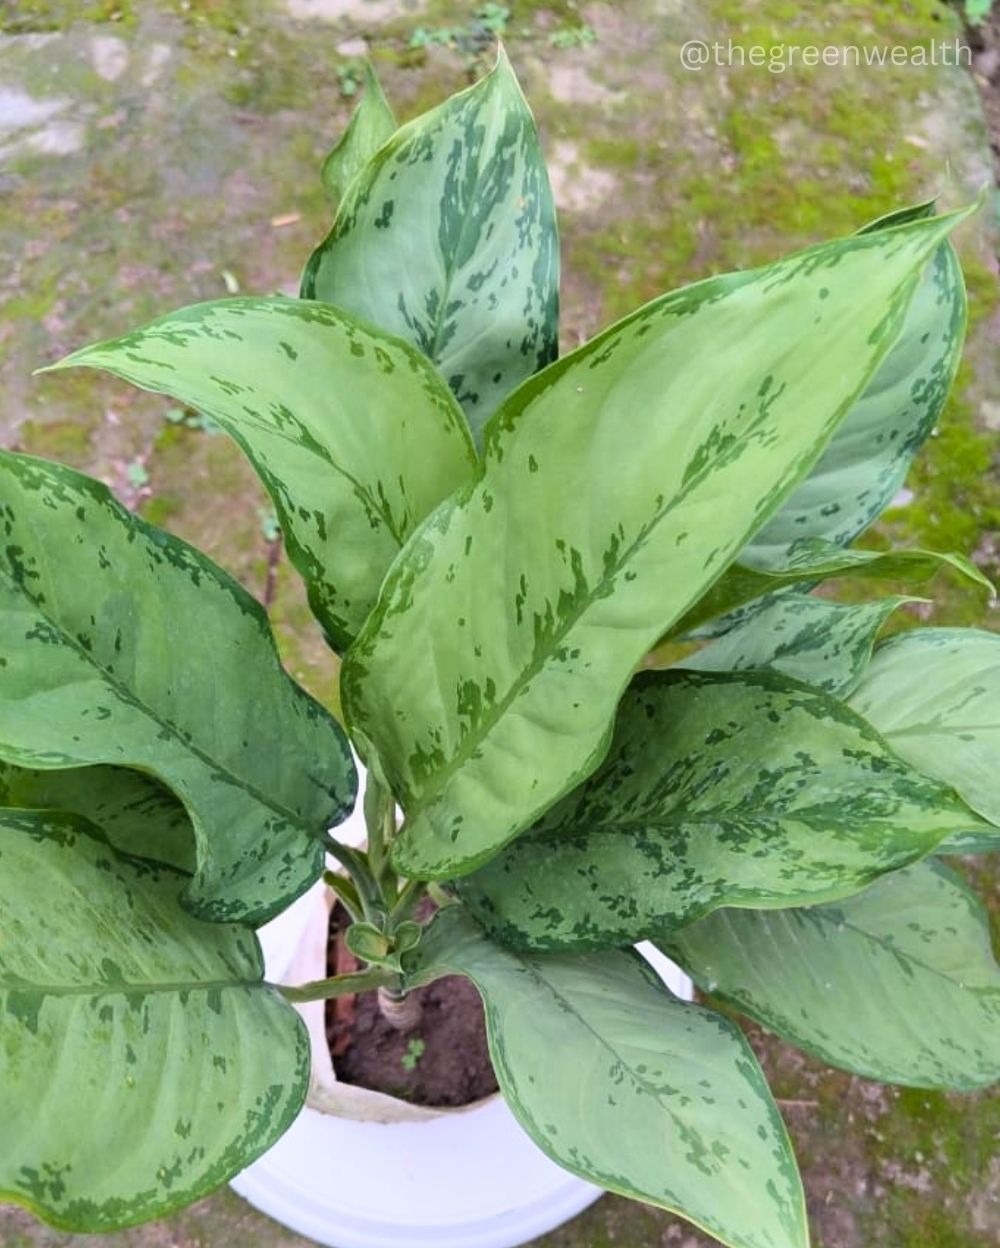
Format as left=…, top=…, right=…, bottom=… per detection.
left=235, top=785, right=693, bottom=1248
left=231, top=1083, right=602, bottom=1248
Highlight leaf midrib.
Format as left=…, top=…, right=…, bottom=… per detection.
left=513, top=959, right=710, bottom=1130
left=383, top=235, right=942, bottom=858
left=1, top=556, right=319, bottom=841
left=0, top=977, right=262, bottom=997
left=507, top=955, right=780, bottom=1219
left=403, top=421, right=787, bottom=823
left=540, top=806, right=945, bottom=841
left=809, top=907, right=1000, bottom=994
left=105, top=338, right=410, bottom=550
left=888, top=720, right=1000, bottom=738
left=423, top=87, right=508, bottom=367
left=207, top=394, right=409, bottom=548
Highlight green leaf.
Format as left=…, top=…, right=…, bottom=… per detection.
left=742, top=214, right=966, bottom=567
left=937, top=828, right=1000, bottom=854
left=849, top=627, right=1000, bottom=854
left=345, top=917, right=422, bottom=972
left=46, top=297, right=476, bottom=651
left=408, top=906, right=808, bottom=1248
left=670, top=539, right=991, bottom=639
left=0, top=451, right=355, bottom=923
left=0, top=809, right=308, bottom=1231
left=0, top=760, right=194, bottom=873
left=345, top=922, right=392, bottom=963
left=392, top=919, right=422, bottom=955
left=666, top=860, right=1000, bottom=1090
left=321, top=61, right=397, bottom=205
left=459, top=670, right=979, bottom=949
left=343, top=208, right=971, bottom=880
left=855, top=200, right=941, bottom=233
left=678, top=593, right=916, bottom=696
left=690, top=206, right=967, bottom=643
left=301, top=48, right=560, bottom=441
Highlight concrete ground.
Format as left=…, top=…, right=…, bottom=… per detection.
left=1, top=1, right=998, bottom=1245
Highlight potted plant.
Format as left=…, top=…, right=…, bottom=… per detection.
left=231, top=756, right=648, bottom=1248
left=2, top=48, right=999, bottom=1248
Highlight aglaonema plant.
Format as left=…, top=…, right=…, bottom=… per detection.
left=2, top=49, right=998, bottom=1248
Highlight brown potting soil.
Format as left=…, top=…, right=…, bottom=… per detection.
left=324, top=905, right=499, bottom=1108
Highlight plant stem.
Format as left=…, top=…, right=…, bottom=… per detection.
left=389, top=877, right=425, bottom=924
left=362, top=772, right=395, bottom=883
left=323, top=869, right=364, bottom=923
left=278, top=966, right=395, bottom=1003
left=322, top=835, right=383, bottom=922
left=377, top=985, right=423, bottom=1031
left=322, top=833, right=366, bottom=881
left=427, top=881, right=456, bottom=909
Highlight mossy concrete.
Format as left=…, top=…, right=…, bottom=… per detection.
left=0, top=2, right=998, bottom=1246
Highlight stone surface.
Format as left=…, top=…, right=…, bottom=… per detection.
left=1, top=2, right=998, bottom=1247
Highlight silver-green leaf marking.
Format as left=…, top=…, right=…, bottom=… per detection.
left=849, top=627, right=1000, bottom=853
left=459, top=670, right=981, bottom=949
left=678, top=593, right=916, bottom=696
left=0, top=810, right=309, bottom=1231
left=408, top=905, right=808, bottom=1248
left=665, top=860, right=1000, bottom=1089
left=744, top=207, right=966, bottom=565
left=670, top=538, right=990, bottom=639
left=0, top=451, right=355, bottom=923
left=302, top=48, right=560, bottom=441
left=0, top=760, right=193, bottom=873
left=46, top=297, right=477, bottom=650
left=344, top=208, right=971, bottom=880
left=321, top=61, right=397, bottom=205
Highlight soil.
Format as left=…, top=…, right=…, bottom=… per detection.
left=324, top=905, right=499, bottom=1108
left=971, top=6, right=1000, bottom=175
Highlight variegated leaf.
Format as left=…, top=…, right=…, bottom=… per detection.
left=743, top=205, right=966, bottom=565
left=47, top=297, right=476, bottom=650
left=665, top=860, right=1000, bottom=1089
left=0, top=451, right=355, bottom=923
left=302, top=48, right=559, bottom=441
left=849, top=627, right=1000, bottom=853
left=0, top=810, right=308, bottom=1231
left=938, top=830, right=1000, bottom=854
left=343, top=209, right=970, bottom=880
left=408, top=905, right=808, bottom=1248
left=678, top=594, right=915, bottom=696
left=670, top=539, right=990, bottom=639
left=321, top=61, right=396, bottom=204
left=0, top=760, right=193, bottom=872
left=459, top=670, right=979, bottom=949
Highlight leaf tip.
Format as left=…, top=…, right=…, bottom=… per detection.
left=34, top=347, right=91, bottom=377
left=489, top=40, right=524, bottom=95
